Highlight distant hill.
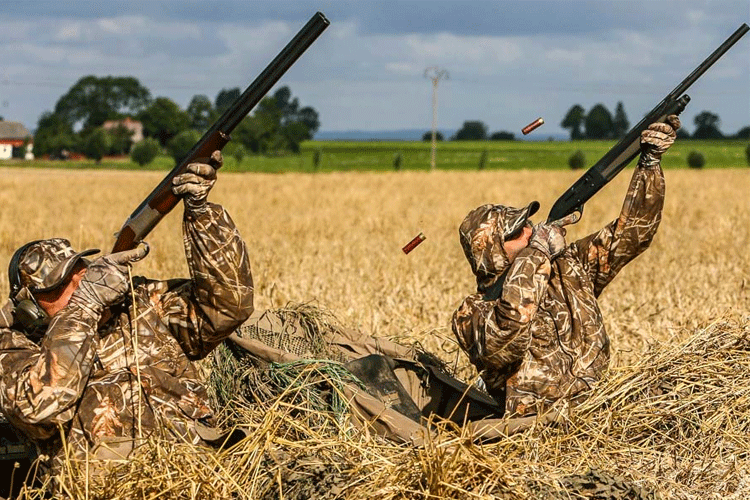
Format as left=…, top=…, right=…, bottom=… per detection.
left=313, top=128, right=568, bottom=141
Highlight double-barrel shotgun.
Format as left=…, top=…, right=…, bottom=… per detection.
left=112, top=12, right=330, bottom=252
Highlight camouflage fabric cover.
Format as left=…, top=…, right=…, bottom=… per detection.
left=227, top=307, right=558, bottom=445
left=228, top=308, right=433, bottom=444
left=453, top=157, right=666, bottom=416
left=0, top=202, right=253, bottom=476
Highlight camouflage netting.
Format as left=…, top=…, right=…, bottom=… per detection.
left=11, top=308, right=750, bottom=499
left=208, top=303, right=369, bottom=426
left=232, top=303, right=350, bottom=361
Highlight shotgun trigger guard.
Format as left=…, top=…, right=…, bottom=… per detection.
left=573, top=206, right=583, bottom=220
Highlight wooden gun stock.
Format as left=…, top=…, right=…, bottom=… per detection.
left=113, top=12, right=330, bottom=252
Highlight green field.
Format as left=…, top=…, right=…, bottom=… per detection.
left=4, top=139, right=748, bottom=173
left=299, top=139, right=749, bottom=172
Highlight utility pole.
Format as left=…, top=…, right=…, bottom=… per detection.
left=424, top=66, right=448, bottom=171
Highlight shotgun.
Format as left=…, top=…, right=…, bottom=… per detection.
left=547, top=23, right=749, bottom=223
left=112, top=12, right=330, bottom=252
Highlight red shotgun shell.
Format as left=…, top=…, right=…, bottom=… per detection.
left=521, top=117, right=544, bottom=135
left=402, top=232, right=426, bottom=254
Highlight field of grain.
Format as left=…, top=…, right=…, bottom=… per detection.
left=1, top=164, right=749, bottom=498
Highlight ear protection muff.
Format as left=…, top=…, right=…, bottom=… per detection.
left=12, top=297, right=49, bottom=336
left=8, top=240, right=50, bottom=335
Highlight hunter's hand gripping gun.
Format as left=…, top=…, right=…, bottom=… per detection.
left=547, top=23, right=749, bottom=223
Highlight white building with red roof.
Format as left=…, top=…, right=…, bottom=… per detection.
left=0, top=121, right=33, bottom=160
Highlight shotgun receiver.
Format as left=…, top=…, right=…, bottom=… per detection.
left=112, top=12, right=330, bottom=252
left=547, top=23, right=749, bottom=223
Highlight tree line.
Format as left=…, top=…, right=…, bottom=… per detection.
left=422, top=122, right=516, bottom=142
left=431, top=103, right=748, bottom=143
left=561, top=102, right=749, bottom=141
left=33, top=75, right=320, bottom=162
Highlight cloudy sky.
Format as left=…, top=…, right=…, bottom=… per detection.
left=2, top=0, right=749, bottom=138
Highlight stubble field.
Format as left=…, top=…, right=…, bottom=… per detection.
left=1, top=164, right=750, bottom=498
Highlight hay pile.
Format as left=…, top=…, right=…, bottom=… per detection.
left=15, top=313, right=750, bottom=499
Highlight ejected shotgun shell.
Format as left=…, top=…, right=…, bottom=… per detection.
left=402, top=232, right=426, bottom=254
left=521, top=117, right=544, bottom=135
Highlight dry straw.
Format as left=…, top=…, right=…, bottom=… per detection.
left=2, top=167, right=749, bottom=498
left=14, top=312, right=750, bottom=499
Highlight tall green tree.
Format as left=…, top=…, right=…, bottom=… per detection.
left=232, top=86, right=320, bottom=153
left=692, top=111, right=723, bottom=139
left=296, top=106, right=321, bottom=136
left=612, top=101, right=630, bottom=138
left=81, top=128, right=111, bottom=163
left=138, top=97, right=191, bottom=146
left=453, top=121, right=488, bottom=141
left=561, top=105, right=586, bottom=140
left=186, top=94, right=214, bottom=132
left=265, top=86, right=320, bottom=139
left=106, top=125, right=134, bottom=155
left=584, top=104, right=614, bottom=139
left=167, top=129, right=202, bottom=164
left=54, top=75, right=151, bottom=131
left=734, top=126, right=750, bottom=140
left=232, top=115, right=268, bottom=154
left=33, top=112, right=78, bottom=157
left=130, top=137, right=161, bottom=166
left=215, top=88, right=241, bottom=114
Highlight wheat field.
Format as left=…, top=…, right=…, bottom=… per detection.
left=2, top=166, right=747, bottom=369
left=1, top=165, right=750, bottom=498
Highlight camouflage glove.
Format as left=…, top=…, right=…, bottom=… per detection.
left=172, top=150, right=221, bottom=214
left=68, top=245, right=149, bottom=318
left=528, top=212, right=580, bottom=259
left=639, top=115, right=680, bottom=168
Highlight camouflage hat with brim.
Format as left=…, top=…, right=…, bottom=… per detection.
left=10, top=238, right=99, bottom=297
left=459, top=201, right=539, bottom=292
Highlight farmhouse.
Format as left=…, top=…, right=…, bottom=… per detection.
left=102, top=116, right=144, bottom=143
left=0, top=121, right=33, bottom=160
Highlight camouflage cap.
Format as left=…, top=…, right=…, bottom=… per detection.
left=9, top=238, right=99, bottom=297
left=459, top=201, right=539, bottom=292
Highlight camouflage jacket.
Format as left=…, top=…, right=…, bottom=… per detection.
left=0, top=202, right=253, bottom=468
left=452, top=162, right=665, bottom=416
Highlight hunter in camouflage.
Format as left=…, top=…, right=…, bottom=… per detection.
left=0, top=151, right=253, bottom=478
left=452, top=117, right=680, bottom=417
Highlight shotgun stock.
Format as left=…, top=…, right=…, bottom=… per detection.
left=112, top=12, right=330, bottom=252
left=547, top=23, right=749, bottom=223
